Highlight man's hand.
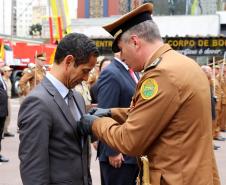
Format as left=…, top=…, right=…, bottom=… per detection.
left=108, top=153, right=124, bottom=168
left=78, top=114, right=98, bottom=135
left=88, top=107, right=111, bottom=117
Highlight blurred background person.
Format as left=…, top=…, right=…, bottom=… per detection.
left=89, top=56, right=112, bottom=151
left=0, top=70, right=9, bottom=162
left=213, top=64, right=225, bottom=141
left=94, top=52, right=139, bottom=185
left=18, top=53, right=46, bottom=97
left=219, top=65, right=226, bottom=132
left=74, top=81, right=92, bottom=111
left=90, top=57, right=111, bottom=104
left=1, top=66, right=14, bottom=137
left=201, top=65, right=221, bottom=150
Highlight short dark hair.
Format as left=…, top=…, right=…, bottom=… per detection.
left=54, top=33, right=99, bottom=65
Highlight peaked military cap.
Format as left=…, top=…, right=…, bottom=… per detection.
left=103, top=3, right=153, bottom=52
left=36, top=53, right=46, bottom=61
left=1, top=65, right=13, bottom=72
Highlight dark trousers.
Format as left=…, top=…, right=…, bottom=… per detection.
left=0, top=116, right=6, bottom=151
left=100, top=162, right=139, bottom=185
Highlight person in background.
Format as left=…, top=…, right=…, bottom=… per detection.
left=74, top=81, right=92, bottom=111
left=79, top=3, right=221, bottom=185
left=212, top=65, right=225, bottom=141
left=18, top=33, right=99, bottom=185
left=95, top=52, right=139, bottom=185
left=18, top=53, right=46, bottom=96
left=0, top=71, right=9, bottom=162
left=99, top=57, right=112, bottom=72
left=201, top=65, right=220, bottom=150
left=1, top=66, right=14, bottom=137
left=90, top=57, right=111, bottom=104
left=89, top=57, right=112, bottom=152
left=219, top=65, right=226, bottom=132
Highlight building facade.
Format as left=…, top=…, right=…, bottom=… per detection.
left=0, top=0, right=13, bottom=35
left=77, top=0, right=226, bottom=18
left=77, top=0, right=142, bottom=18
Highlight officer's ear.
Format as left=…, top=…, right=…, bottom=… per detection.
left=130, top=35, right=139, bottom=49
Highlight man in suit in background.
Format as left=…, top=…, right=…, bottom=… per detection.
left=1, top=66, right=14, bottom=137
left=18, top=33, right=99, bottom=185
left=95, top=52, right=139, bottom=185
left=0, top=71, right=9, bottom=162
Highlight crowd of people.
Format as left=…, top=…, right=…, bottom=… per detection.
left=0, top=2, right=226, bottom=185
left=200, top=65, right=226, bottom=150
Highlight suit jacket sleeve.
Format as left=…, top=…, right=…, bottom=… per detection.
left=97, top=70, right=121, bottom=156
left=18, top=95, right=52, bottom=185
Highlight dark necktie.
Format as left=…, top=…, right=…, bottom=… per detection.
left=67, top=90, right=78, bottom=121
left=67, top=89, right=84, bottom=147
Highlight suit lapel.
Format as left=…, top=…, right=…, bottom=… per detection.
left=73, top=91, right=86, bottom=115
left=41, top=77, right=80, bottom=140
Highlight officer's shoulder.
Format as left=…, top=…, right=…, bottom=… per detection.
left=143, top=57, right=162, bottom=72
left=29, top=68, right=36, bottom=73
left=23, top=68, right=33, bottom=74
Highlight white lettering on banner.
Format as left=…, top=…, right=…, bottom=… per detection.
left=177, top=48, right=222, bottom=56
left=203, top=48, right=221, bottom=55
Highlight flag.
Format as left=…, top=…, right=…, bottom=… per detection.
left=0, top=42, right=5, bottom=60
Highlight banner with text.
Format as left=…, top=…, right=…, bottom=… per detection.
left=93, top=37, right=226, bottom=56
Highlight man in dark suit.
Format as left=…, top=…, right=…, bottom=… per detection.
left=18, top=33, right=99, bottom=185
left=0, top=73, right=9, bottom=162
left=95, top=52, right=139, bottom=185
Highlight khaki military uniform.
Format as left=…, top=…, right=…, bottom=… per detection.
left=220, top=75, right=226, bottom=131
left=92, top=44, right=220, bottom=185
left=74, top=81, right=92, bottom=111
left=213, top=76, right=223, bottom=137
left=19, top=66, right=46, bottom=96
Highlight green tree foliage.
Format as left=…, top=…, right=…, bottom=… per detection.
left=29, top=23, right=42, bottom=36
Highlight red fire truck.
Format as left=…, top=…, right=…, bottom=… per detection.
left=0, top=37, right=56, bottom=97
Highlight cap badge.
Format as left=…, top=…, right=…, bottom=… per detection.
left=140, top=78, right=158, bottom=100
left=114, top=29, right=123, bottom=39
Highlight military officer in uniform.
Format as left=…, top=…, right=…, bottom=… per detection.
left=219, top=66, right=226, bottom=132
left=19, top=53, right=46, bottom=96
left=79, top=3, right=221, bottom=185
left=213, top=65, right=225, bottom=140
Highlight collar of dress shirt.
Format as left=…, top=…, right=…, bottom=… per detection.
left=46, top=72, right=69, bottom=100
left=114, top=57, right=129, bottom=70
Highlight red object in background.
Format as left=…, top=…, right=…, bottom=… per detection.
left=108, top=0, right=120, bottom=16
left=49, top=17, right=54, bottom=44
left=77, top=0, right=85, bottom=18
left=12, top=42, right=56, bottom=65
left=57, top=16, right=63, bottom=40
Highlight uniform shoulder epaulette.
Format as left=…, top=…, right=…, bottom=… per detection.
left=143, top=57, right=162, bottom=72
left=23, top=68, right=32, bottom=74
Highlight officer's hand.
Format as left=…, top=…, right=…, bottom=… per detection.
left=78, top=114, right=98, bottom=136
left=88, top=107, right=111, bottom=117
